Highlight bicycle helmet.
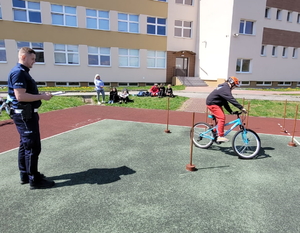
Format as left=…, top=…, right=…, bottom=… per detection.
left=228, top=76, right=240, bottom=87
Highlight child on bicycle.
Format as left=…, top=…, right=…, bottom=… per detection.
left=206, top=76, right=247, bottom=142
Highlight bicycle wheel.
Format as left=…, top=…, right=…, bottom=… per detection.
left=232, top=129, right=261, bottom=159
left=191, top=122, right=214, bottom=149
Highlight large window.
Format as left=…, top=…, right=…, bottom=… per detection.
left=239, top=20, right=254, bottom=35
left=88, top=47, right=111, bottom=66
left=287, top=12, right=292, bottom=22
left=175, top=0, right=193, bottom=5
left=292, top=48, right=298, bottom=58
left=0, top=40, right=6, bottom=62
left=147, top=51, right=166, bottom=68
left=282, top=47, right=287, bottom=58
left=276, top=9, right=282, bottom=20
left=174, top=20, right=192, bottom=38
left=119, top=49, right=139, bottom=67
left=51, top=4, right=77, bottom=27
left=147, top=17, right=166, bottom=35
left=17, top=41, right=44, bottom=63
left=86, top=9, right=109, bottom=30
left=265, top=8, right=270, bottom=19
left=272, top=46, right=277, bottom=57
left=261, top=45, right=266, bottom=56
left=236, top=59, right=251, bottom=73
left=12, top=0, right=41, bottom=23
left=54, top=44, right=79, bottom=65
left=118, top=13, right=139, bottom=33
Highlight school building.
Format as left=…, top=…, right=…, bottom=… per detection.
left=0, top=0, right=300, bottom=88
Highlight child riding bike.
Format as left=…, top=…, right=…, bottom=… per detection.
left=206, top=76, right=247, bottom=143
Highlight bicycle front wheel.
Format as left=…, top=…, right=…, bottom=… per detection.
left=191, top=122, right=214, bottom=149
left=232, top=129, right=261, bottom=159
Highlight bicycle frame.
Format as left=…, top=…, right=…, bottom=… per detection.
left=200, top=115, right=244, bottom=141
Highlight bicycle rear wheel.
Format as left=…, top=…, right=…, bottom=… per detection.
left=232, top=129, right=261, bottom=159
left=191, top=122, right=214, bottom=149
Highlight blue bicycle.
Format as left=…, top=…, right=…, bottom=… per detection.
left=191, top=111, right=261, bottom=159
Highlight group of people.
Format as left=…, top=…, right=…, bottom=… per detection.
left=6, top=46, right=246, bottom=190
left=149, top=83, right=174, bottom=98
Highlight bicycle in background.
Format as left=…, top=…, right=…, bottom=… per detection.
left=191, top=111, right=261, bottom=159
left=0, top=95, right=13, bottom=118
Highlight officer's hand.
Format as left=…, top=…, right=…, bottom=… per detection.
left=242, top=108, right=247, bottom=114
left=41, top=92, right=52, bottom=101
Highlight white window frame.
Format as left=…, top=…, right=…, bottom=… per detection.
left=118, top=48, right=140, bottom=68
left=297, top=82, right=300, bottom=86
left=265, top=8, right=271, bottom=19
left=287, top=11, right=292, bottom=22
left=0, top=3, right=2, bottom=20
left=51, top=4, right=77, bottom=27
left=54, top=44, right=79, bottom=65
left=239, top=20, right=254, bottom=35
left=0, top=40, right=7, bottom=63
left=297, top=13, right=300, bottom=23
left=276, top=9, right=282, bottom=20
left=147, top=17, right=166, bottom=36
left=147, top=50, right=166, bottom=68
left=17, top=41, right=44, bottom=64
left=118, top=13, right=139, bottom=33
left=236, top=58, right=251, bottom=73
left=87, top=46, right=111, bottom=66
left=261, top=45, right=266, bottom=56
left=256, top=81, right=272, bottom=86
left=12, top=0, right=41, bottom=23
left=86, top=9, right=109, bottom=31
left=55, top=82, right=80, bottom=87
left=174, top=20, right=192, bottom=38
left=272, top=46, right=277, bottom=57
left=282, top=47, right=288, bottom=58
left=240, top=81, right=250, bottom=86
left=278, top=81, right=291, bottom=86
left=175, top=0, right=193, bottom=5
left=292, top=48, right=298, bottom=58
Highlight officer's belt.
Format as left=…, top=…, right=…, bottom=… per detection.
left=14, top=108, right=39, bottom=113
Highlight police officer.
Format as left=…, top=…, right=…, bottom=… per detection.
left=8, top=47, right=55, bottom=189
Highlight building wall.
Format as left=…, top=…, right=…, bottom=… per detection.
left=0, top=0, right=168, bottom=86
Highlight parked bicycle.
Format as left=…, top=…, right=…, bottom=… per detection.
left=191, top=111, right=261, bottom=159
left=0, top=95, right=13, bottom=118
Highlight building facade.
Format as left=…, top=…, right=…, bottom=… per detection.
left=0, top=0, right=300, bottom=88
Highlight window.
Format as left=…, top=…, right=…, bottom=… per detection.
left=276, top=9, right=282, bottom=20
left=147, top=51, right=166, bottom=68
left=239, top=20, right=254, bottom=35
left=86, top=9, right=109, bottom=30
left=287, top=12, right=292, bottom=22
left=261, top=45, right=266, bottom=56
left=240, top=81, right=250, bottom=86
left=12, top=0, right=41, bottom=23
left=17, top=41, right=44, bottom=63
left=0, top=3, right=2, bottom=19
left=54, top=44, right=79, bottom=65
left=256, top=81, right=272, bottom=86
left=272, top=46, right=277, bottom=57
left=292, top=48, right=298, bottom=58
left=51, top=4, right=77, bottom=27
left=278, top=82, right=291, bottom=86
left=88, top=46, right=110, bottom=66
left=297, top=14, right=300, bottom=23
left=265, top=8, right=270, bottom=18
left=118, top=13, right=139, bottom=33
left=157, top=0, right=167, bottom=2
left=282, top=47, right=287, bottom=58
left=236, top=59, right=251, bottom=73
left=55, top=82, right=80, bottom=87
left=297, top=82, right=300, bottom=86
left=175, top=0, right=193, bottom=5
left=119, top=49, right=139, bottom=67
left=147, top=17, right=166, bottom=35
left=174, top=20, right=192, bottom=38
left=0, top=40, right=6, bottom=62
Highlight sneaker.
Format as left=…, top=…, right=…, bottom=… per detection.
left=30, top=178, right=55, bottom=190
left=97, top=101, right=101, bottom=105
left=20, top=172, right=45, bottom=185
left=217, top=136, right=229, bottom=142
left=101, top=101, right=106, bottom=104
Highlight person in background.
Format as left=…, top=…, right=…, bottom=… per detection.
left=94, top=74, right=105, bottom=104
left=165, top=84, right=174, bottom=98
left=7, top=47, right=55, bottom=189
left=206, top=76, right=247, bottom=143
left=158, top=83, right=166, bottom=98
left=149, top=83, right=159, bottom=97
left=119, top=89, right=129, bottom=104
left=108, top=87, right=119, bottom=104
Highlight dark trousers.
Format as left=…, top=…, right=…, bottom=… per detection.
left=13, top=112, right=41, bottom=181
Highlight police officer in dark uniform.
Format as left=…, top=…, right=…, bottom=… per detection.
left=8, top=47, right=55, bottom=189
